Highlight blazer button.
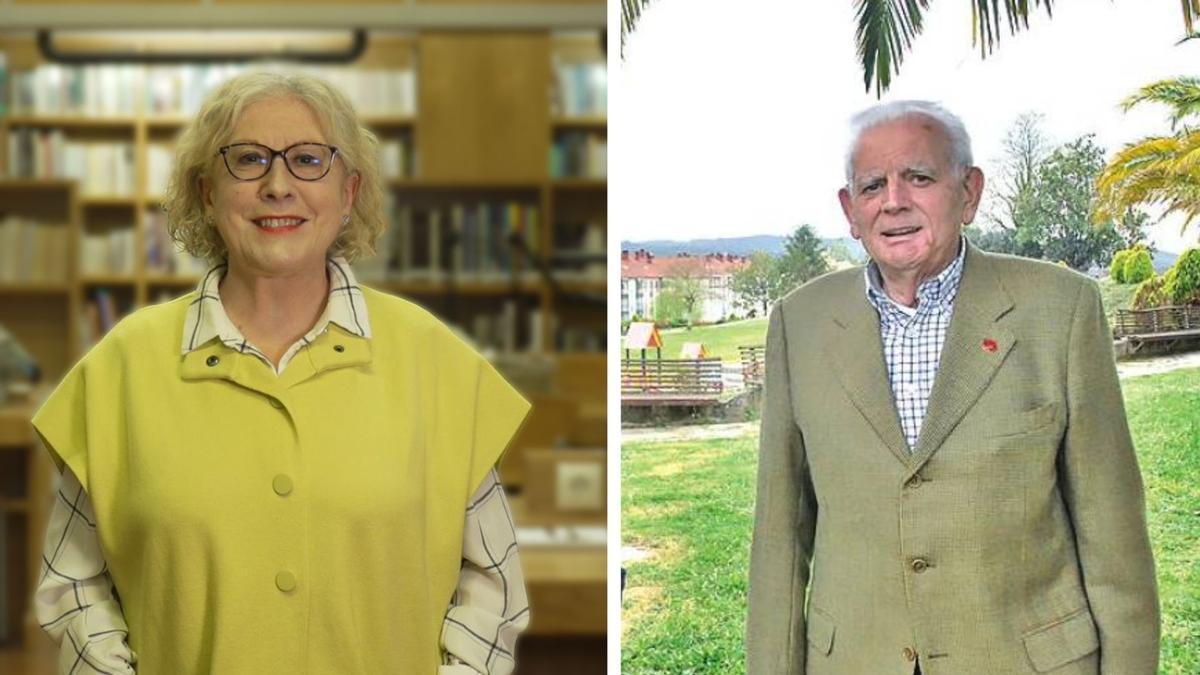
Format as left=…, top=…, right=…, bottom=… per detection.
left=269, top=398, right=284, bottom=409
left=333, top=344, right=345, bottom=353
left=902, top=647, right=917, bottom=661
left=275, top=570, right=297, bottom=592
left=273, top=474, right=294, bottom=496
left=905, top=475, right=923, bottom=489
left=911, top=558, right=929, bottom=573
left=206, top=355, right=219, bottom=367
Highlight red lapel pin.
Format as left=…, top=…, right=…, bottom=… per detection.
left=982, top=338, right=998, bottom=353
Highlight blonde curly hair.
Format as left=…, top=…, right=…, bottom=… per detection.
left=163, top=71, right=386, bottom=263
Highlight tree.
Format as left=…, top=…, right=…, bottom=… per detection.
left=1123, top=248, right=1154, bottom=284
left=972, top=112, right=1051, bottom=257
left=777, top=224, right=831, bottom=294
left=1015, top=135, right=1123, bottom=271
left=731, top=251, right=784, bottom=317
left=621, top=4, right=1200, bottom=97
left=654, top=258, right=708, bottom=328
left=1095, top=77, right=1200, bottom=237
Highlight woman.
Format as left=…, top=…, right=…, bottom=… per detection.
left=32, top=71, right=531, bottom=674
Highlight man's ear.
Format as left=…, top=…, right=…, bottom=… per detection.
left=961, top=167, right=985, bottom=225
left=838, top=187, right=861, bottom=240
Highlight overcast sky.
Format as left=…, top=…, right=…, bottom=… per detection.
left=611, top=0, right=1200, bottom=254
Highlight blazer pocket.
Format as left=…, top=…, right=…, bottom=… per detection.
left=1022, top=608, right=1099, bottom=673
left=984, top=401, right=1059, bottom=439
left=806, top=607, right=836, bottom=656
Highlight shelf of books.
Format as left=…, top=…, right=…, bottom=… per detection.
left=0, top=31, right=604, bottom=362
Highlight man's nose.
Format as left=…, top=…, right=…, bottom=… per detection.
left=882, top=179, right=909, bottom=213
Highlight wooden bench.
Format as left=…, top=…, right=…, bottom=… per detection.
left=1113, top=306, right=1200, bottom=354
left=738, top=345, right=765, bottom=388
left=620, top=358, right=723, bottom=406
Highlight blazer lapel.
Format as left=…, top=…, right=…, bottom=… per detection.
left=911, top=244, right=1016, bottom=468
left=825, top=285, right=913, bottom=468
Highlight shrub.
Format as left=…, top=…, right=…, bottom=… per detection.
left=1123, top=249, right=1154, bottom=285
left=1133, top=274, right=1169, bottom=310
left=1168, top=248, right=1200, bottom=304
left=1110, top=249, right=1131, bottom=283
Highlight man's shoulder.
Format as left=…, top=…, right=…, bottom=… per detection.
left=778, top=266, right=864, bottom=314
left=974, top=249, right=1094, bottom=301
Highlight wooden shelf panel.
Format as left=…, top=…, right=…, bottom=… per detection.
left=0, top=283, right=71, bottom=295
left=81, top=196, right=138, bottom=208
left=0, top=179, right=74, bottom=191
left=552, top=116, right=606, bottom=131
left=379, top=279, right=541, bottom=295
left=79, top=275, right=137, bottom=286
left=0, top=498, right=31, bottom=514
left=550, top=178, right=606, bottom=190
left=389, top=178, right=542, bottom=191
left=4, top=115, right=136, bottom=129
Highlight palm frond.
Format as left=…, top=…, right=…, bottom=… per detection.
left=969, top=1, right=1055, bottom=58
left=854, top=0, right=932, bottom=97
left=620, top=0, right=653, bottom=58
left=1119, top=77, right=1200, bottom=129
left=1182, top=0, right=1200, bottom=36
left=1094, top=129, right=1200, bottom=228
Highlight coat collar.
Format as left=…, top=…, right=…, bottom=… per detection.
left=826, top=240, right=1016, bottom=472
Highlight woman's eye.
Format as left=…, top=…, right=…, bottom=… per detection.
left=296, top=154, right=321, bottom=165
left=237, top=153, right=265, bottom=165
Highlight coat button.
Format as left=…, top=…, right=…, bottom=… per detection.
left=269, top=398, right=284, bottom=409
left=333, top=344, right=345, bottom=353
left=911, top=558, right=929, bottom=573
left=273, top=474, right=293, bottom=496
left=275, top=570, right=297, bottom=592
left=905, top=475, right=923, bottom=489
left=902, top=647, right=917, bottom=661
left=206, top=355, right=219, bottom=367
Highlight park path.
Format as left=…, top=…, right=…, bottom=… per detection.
left=622, top=351, right=1200, bottom=444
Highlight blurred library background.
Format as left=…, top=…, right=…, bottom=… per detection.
left=0, top=2, right=606, bottom=674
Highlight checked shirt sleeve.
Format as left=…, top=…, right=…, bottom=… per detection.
left=35, top=466, right=136, bottom=675
left=440, top=469, right=530, bottom=675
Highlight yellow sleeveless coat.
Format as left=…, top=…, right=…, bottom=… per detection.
left=32, top=286, right=530, bottom=674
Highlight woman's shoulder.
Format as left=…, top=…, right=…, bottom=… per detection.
left=358, top=285, right=486, bottom=362
left=86, top=292, right=195, bottom=361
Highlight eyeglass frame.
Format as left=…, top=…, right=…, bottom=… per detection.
left=216, top=141, right=341, bottom=182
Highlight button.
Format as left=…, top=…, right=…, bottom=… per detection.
left=269, top=398, right=284, bottom=409
left=911, top=558, right=929, bottom=573
left=273, top=474, right=293, bottom=496
left=275, top=570, right=297, bottom=592
left=206, top=355, right=220, bottom=367
left=905, top=475, right=923, bottom=489
left=902, top=647, right=916, bottom=662
left=333, top=344, right=345, bottom=353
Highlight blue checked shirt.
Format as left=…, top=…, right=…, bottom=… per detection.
left=864, top=238, right=967, bottom=450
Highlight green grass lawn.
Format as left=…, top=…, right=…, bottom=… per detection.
left=654, top=318, right=767, bottom=362
left=621, top=367, right=1200, bottom=674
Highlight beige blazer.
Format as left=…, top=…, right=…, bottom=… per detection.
left=747, top=244, right=1159, bottom=675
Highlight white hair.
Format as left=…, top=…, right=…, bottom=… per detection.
left=843, top=100, right=974, bottom=185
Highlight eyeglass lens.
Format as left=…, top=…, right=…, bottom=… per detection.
left=225, top=143, right=334, bottom=181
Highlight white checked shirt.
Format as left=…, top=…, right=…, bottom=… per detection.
left=864, top=238, right=967, bottom=450
left=35, top=257, right=528, bottom=675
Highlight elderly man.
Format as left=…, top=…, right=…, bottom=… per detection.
left=746, top=101, right=1159, bottom=675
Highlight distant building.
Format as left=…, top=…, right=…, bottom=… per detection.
left=620, top=249, right=749, bottom=323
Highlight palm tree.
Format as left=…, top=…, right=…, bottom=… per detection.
left=620, top=1, right=1200, bottom=97
left=1094, top=77, right=1200, bottom=235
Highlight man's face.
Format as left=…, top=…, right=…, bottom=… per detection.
left=838, top=116, right=984, bottom=281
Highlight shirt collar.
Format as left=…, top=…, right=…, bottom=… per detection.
left=181, top=256, right=371, bottom=356
left=864, top=235, right=967, bottom=318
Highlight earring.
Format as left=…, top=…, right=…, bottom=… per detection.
left=342, top=215, right=351, bottom=227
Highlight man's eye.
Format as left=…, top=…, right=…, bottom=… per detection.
left=861, top=182, right=882, bottom=194
left=911, top=175, right=932, bottom=185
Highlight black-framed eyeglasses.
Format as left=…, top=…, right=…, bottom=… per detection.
left=217, top=142, right=340, bottom=182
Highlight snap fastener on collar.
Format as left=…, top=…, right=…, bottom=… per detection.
left=333, top=344, right=345, bottom=353
left=206, top=355, right=220, bottom=367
